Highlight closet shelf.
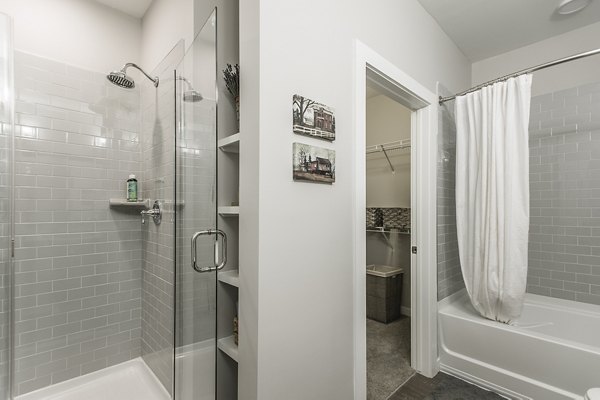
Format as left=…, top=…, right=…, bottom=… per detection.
left=366, top=228, right=410, bottom=235
left=218, top=269, right=239, bottom=288
left=217, top=336, right=238, bottom=362
left=109, top=199, right=150, bottom=209
left=218, top=132, right=240, bottom=153
left=219, top=206, right=239, bottom=216
left=366, top=138, right=411, bottom=154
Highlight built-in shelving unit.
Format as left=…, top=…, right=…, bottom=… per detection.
left=216, top=5, right=240, bottom=397
left=218, top=269, right=239, bottom=288
left=218, top=132, right=240, bottom=153
left=218, top=206, right=240, bottom=216
left=217, top=336, right=238, bottom=362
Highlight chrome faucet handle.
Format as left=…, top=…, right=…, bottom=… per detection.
left=141, top=201, right=162, bottom=225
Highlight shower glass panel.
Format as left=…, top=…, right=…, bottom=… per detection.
left=174, top=10, right=218, bottom=400
left=0, top=12, right=12, bottom=400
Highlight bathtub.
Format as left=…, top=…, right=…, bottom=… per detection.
left=438, top=290, right=600, bottom=400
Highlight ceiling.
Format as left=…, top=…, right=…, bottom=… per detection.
left=417, top=0, right=600, bottom=61
left=92, top=0, right=153, bottom=18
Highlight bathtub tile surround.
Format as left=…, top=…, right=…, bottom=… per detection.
left=527, top=81, right=600, bottom=306
left=437, top=95, right=464, bottom=300
left=13, top=51, right=143, bottom=395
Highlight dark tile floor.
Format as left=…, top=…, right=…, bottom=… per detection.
left=388, top=372, right=503, bottom=400
left=367, top=316, right=503, bottom=400
left=367, top=317, right=414, bottom=400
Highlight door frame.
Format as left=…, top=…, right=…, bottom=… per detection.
left=352, top=40, right=439, bottom=399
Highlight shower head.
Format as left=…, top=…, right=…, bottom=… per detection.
left=178, top=76, right=203, bottom=103
left=107, top=70, right=135, bottom=89
left=183, top=90, right=203, bottom=103
left=106, top=63, right=159, bottom=89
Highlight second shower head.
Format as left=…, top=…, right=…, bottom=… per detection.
left=107, top=63, right=159, bottom=89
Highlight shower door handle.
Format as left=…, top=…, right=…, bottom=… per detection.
left=191, top=229, right=227, bottom=272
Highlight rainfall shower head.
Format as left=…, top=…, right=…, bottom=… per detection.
left=107, top=70, right=135, bottom=89
left=106, top=63, right=159, bottom=89
left=178, top=76, right=203, bottom=103
left=183, top=90, right=203, bottom=103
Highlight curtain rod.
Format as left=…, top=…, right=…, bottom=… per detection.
left=439, top=47, right=600, bottom=105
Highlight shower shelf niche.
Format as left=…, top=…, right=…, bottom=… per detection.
left=219, top=206, right=239, bottom=216
left=219, top=269, right=239, bottom=288
left=218, top=132, right=240, bottom=153
left=108, top=199, right=150, bottom=209
left=218, top=336, right=238, bottom=362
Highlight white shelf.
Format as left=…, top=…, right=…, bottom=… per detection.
left=109, top=199, right=150, bottom=209
left=217, top=336, right=238, bottom=362
left=218, top=206, right=239, bottom=216
left=218, top=269, right=239, bottom=288
left=218, top=133, right=240, bottom=153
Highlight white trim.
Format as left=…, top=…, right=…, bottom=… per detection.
left=353, top=40, right=439, bottom=399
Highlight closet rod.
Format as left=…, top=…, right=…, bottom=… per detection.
left=439, top=47, right=600, bottom=105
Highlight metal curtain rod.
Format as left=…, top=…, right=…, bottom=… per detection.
left=439, top=47, right=600, bottom=105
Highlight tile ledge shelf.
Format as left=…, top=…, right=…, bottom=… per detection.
left=109, top=199, right=150, bottom=209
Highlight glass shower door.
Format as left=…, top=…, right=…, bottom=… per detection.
left=174, top=10, right=218, bottom=400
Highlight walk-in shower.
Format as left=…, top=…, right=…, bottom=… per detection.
left=0, top=8, right=220, bottom=400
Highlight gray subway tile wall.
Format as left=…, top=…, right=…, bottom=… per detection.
left=437, top=99, right=465, bottom=300
left=437, top=81, right=600, bottom=305
left=527, top=81, right=600, bottom=305
left=13, top=51, right=143, bottom=395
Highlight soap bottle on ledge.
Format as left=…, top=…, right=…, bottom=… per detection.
left=127, top=174, right=138, bottom=202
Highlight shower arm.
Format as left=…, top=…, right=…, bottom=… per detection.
left=122, top=63, right=159, bottom=87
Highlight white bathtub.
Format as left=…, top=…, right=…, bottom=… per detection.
left=439, top=289, right=600, bottom=400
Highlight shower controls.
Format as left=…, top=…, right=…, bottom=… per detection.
left=191, top=229, right=227, bottom=273
left=141, top=200, right=162, bottom=225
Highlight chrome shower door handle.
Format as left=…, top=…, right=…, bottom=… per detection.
left=191, top=229, right=227, bottom=273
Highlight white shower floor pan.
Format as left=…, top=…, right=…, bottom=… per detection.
left=16, top=358, right=170, bottom=400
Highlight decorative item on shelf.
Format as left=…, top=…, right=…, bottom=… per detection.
left=292, top=94, right=335, bottom=141
left=293, top=142, right=336, bottom=184
left=127, top=174, right=138, bottom=202
left=233, top=316, right=238, bottom=346
left=223, top=63, right=240, bottom=129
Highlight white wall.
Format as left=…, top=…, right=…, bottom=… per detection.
left=472, top=21, right=600, bottom=96
left=239, top=0, right=470, bottom=399
left=366, top=94, right=411, bottom=208
left=141, top=0, right=194, bottom=71
left=0, top=0, right=141, bottom=73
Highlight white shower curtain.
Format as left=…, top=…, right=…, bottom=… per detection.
left=455, top=74, right=532, bottom=323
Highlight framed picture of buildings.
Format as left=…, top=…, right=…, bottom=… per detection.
left=293, top=142, right=336, bottom=184
left=292, top=94, right=336, bottom=141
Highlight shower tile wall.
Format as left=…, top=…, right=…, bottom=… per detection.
left=527, top=81, right=600, bottom=305
left=0, top=48, right=12, bottom=396
left=437, top=98, right=464, bottom=300
left=13, top=51, right=143, bottom=395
